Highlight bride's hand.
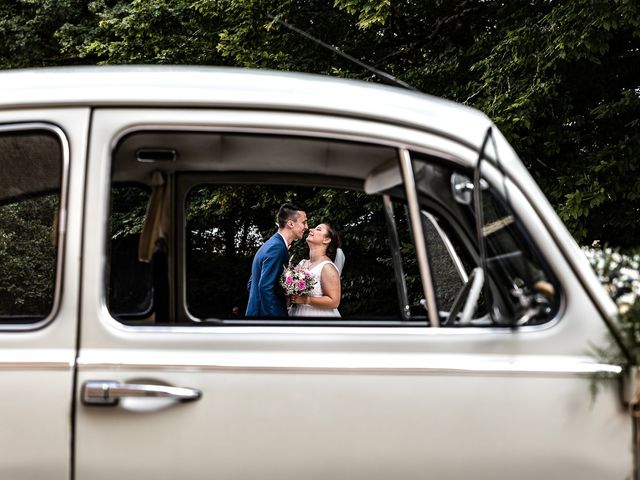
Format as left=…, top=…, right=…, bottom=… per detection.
left=290, top=295, right=306, bottom=305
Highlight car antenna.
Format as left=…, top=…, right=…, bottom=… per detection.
left=267, top=14, right=419, bottom=92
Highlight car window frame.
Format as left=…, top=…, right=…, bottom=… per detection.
left=0, top=122, right=69, bottom=331
left=175, top=171, right=432, bottom=327
left=99, top=121, right=564, bottom=335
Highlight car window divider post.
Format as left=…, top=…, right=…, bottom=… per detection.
left=398, top=148, right=440, bottom=328
left=382, top=194, right=411, bottom=321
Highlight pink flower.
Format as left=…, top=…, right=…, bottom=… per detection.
left=285, top=276, right=293, bottom=285
left=297, top=280, right=306, bottom=290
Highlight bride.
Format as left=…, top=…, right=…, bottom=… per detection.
left=288, top=223, right=342, bottom=317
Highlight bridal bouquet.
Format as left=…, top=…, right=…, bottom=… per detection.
left=280, top=263, right=316, bottom=296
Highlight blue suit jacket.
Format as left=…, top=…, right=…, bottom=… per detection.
left=245, top=233, right=289, bottom=317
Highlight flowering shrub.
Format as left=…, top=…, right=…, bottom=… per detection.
left=583, top=247, right=640, bottom=364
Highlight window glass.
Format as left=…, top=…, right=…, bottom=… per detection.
left=410, top=152, right=557, bottom=327
left=106, top=130, right=553, bottom=328
left=184, top=184, right=401, bottom=321
left=477, top=178, right=558, bottom=326
left=0, top=129, right=62, bottom=322
left=388, top=200, right=467, bottom=321
left=421, top=213, right=466, bottom=311
left=108, top=186, right=153, bottom=319
left=387, top=200, right=425, bottom=318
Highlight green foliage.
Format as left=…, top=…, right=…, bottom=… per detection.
left=0, top=0, right=96, bottom=67
left=0, top=0, right=638, bottom=249
left=464, top=1, right=640, bottom=246
left=334, top=0, right=389, bottom=30
left=585, top=247, right=640, bottom=396
left=110, top=186, right=149, bottom=239
left=0, top=195, right=58, bottom=317
left=585, top=247, right=640, bottom=363
left=57, top=0, right=220, bottom=64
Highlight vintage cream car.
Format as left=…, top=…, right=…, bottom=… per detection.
left=0, top=66, right=633, bottom=479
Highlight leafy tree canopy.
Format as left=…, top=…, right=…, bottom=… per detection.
left=1, top=0, right=639, bottom=247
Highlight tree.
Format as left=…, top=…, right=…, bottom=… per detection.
left=0, top=0, right=95, bottom=67
left=0, top=196, right=58, bottom=317
left=1, top=0, right=638, bottom=247
left=332, top=0, right=640, bottom=246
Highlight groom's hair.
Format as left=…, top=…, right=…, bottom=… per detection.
left=277, top=203, right=304, bottom=228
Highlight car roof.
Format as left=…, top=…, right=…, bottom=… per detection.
left=0, top=65, right=491, bottom=149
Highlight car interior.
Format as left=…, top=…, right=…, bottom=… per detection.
left=105, top=129, right=559, bottom=328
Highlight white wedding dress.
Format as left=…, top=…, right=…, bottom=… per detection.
left=289, top=259, right=341, bottom=318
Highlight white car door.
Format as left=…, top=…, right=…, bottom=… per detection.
left=0, top=109, right=89, bottom=478
left=74, top=108, right=632, bottom=480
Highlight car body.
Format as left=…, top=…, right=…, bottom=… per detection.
left=0, top=66, right=632, bottom=479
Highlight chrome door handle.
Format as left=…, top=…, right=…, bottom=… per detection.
left=82, top=380, right=201, bottom=406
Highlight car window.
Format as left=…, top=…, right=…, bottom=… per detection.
left=408, top=151, right=558, bottom=327
left=105, top=130, right=555, bottom=328
left=476, top=172, right=559, bottom=326
left=0, top=127, right=63, bottom=323
left=108, top=185, right=153, bottom=320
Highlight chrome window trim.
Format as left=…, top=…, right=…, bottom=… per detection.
left=99, top=300, right=562, bottom=335
left=0, top=349, right=74, bottom=369
left=76, top=351, right=621, bottom=377
left=382, top=194, right=411, bottom=320
left=0, top=122, right=69, bottom=332
left=0, top=361, right=73, bottom=370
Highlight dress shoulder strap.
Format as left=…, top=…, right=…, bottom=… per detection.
left=317, top=260, right=339, bottom=274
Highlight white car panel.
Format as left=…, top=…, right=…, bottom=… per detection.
left=0, top=67, right=632, bottom=478
left=72, top=103, right=631, bottom=478
left=75, top=364, right=628, bottom=480
left=0, top=108, right=90, bottom=479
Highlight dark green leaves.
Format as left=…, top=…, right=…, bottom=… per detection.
left=1, top=0, right=638, bottom=247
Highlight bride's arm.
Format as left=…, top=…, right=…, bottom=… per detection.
left=306, top=264, right=340, bottom=309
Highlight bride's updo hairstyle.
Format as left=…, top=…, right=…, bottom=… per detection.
left=323, top=224, right=341, bottom=262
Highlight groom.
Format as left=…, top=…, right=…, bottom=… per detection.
left=245, top=203, right=308, bottom=317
